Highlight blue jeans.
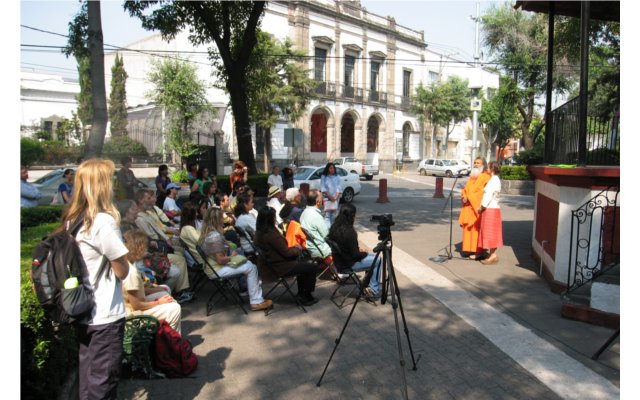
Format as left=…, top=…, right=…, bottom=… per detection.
left=351, top=253, right=381, bottom=296
left=324, top=209, right=337, bottom=229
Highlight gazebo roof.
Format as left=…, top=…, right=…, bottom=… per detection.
left=514, top=1, right=620, bottom=22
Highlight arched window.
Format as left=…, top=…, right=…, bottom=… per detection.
left=341, top=113, right=355, bottom=153
left=311, top=111, right=327, bottom=152
left=367, top=117, right=379, bottom=153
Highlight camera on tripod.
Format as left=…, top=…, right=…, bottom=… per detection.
left=371, top=213, right=394, bottom=240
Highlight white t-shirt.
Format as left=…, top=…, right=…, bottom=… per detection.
left=236, top=213, right=257, bottom=253
left=267, top=174, right=283, bottom=191
left=481, top=175, right=501, bottom=209
left=163, top=197, right=180, bottom=213
left=76, top=212, right=129, bottom=325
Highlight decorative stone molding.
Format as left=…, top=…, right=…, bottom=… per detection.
left=369, top=50, right=387, bottom=60
left=342, top=43, right=363, bottom=53
left=312, top=35, right=335, bottom=47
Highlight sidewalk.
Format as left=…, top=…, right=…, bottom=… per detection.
left=117, top=174, right=620, bottom=399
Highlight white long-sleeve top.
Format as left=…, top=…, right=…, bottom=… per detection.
left=481, top=175, right=501, bottom=209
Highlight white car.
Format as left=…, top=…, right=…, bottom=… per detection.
left=292, top=165, right=361, bottom=203
left=417, top=159, right=469, bottom=177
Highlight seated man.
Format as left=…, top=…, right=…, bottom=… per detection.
left=131, top=191, right=194, bottom=303
left=162, top=183, right=183, bottom=223
left=300, top=189, right=333, bottom=262
left=123, top=230, right=182, bottom=334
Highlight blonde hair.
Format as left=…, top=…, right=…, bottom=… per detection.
left=198, top=207, right=224, bottom=245
left=56, top=159, right=120, bottom=234
left=124, top=230, right=148, bottom=263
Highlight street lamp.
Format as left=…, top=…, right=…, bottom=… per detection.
left=470, top=2, right=481, bottom=163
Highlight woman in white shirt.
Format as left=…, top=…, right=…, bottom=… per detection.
left=56, top=159, right=130, bottom=399
left=478, top=161, right=503, bottom=265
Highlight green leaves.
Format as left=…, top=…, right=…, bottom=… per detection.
left=108, top=54, right=129, bottom=137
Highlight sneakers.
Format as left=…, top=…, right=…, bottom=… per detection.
left=175, top=291, right=194, bottom=304
left=250, top=299, right=273, bottom=311
left=363, top=287, right=380, bottom=300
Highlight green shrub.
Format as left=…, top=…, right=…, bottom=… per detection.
left=21, top=138, right=46, bottom=167
left=21, top=222, right=78, bottom=399
left=515, top=148, right=544, bottom=165
left=102, top=135, right=148, bottom=159
left=587, top=147, right=619, bottom=165
left=170, top=169, right=189, bottom=183
left=21, top=206, right=64, bottom=229
left=500, top=165, right=533, bottom=180
left=38, top=141, right=83, bottom=165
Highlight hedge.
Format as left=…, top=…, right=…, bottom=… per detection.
left=500, top=166, right=533, bottom=180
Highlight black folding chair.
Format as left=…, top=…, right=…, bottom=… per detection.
left=324, top=237, right=376, bottom=309
left=194, top=244, right=248, bottom=316
left=299, top=226, right=339, bottom=285
left=178, top=237, right=207, bottom=296
left=235, top=225, right=307, bottom=313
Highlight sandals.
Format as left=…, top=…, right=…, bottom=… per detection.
left=480, top=256, right=499, bottom=265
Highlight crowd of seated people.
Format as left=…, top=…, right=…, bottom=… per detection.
left=115, top=161, right=382, bottom=316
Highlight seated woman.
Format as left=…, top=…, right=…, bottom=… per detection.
left=253, top=206, right=319, bottom=307
left=122, top=230, right=182, bottom=334
left=214, top=192, right=240, bottom=247
left=179, top=201, right=204, bottom=268
left=198, top=207, right=272, bottom=312
left=233, top=191, right=258, bottom=254
left=327, top=203, right=382, bottom=299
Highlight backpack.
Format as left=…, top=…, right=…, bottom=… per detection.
left=31, top=218, right=107, bottom=327
left=142, top=252, right=171, bottom=282
left=153, top=320, right=198, bottom=378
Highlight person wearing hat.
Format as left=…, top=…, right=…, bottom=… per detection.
left=267, top=185, right=284, bottom=226
left=163, top=182, right=183, bottom=222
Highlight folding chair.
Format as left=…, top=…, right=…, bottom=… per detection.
left=178, top=237, right=207, bottom=296
left=194, top=244, right=248, bottom=316
left=235, top=226, right=307, bottom=313
left=324, top=237, right=376, bottom=309
left=299, top=226, right=339, bottom=285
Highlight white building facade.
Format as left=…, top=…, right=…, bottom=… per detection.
left=103, top=0, right=499, bottom=173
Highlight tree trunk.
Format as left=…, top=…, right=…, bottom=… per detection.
left=262, top=127, right=272, bottom=173
left=227, top=79, right=257, bottom=175
left=84, top=1, right=108, bottom=159
left=430, top=124, right=437, bottom=159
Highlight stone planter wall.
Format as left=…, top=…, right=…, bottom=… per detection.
left=501, top=179, right=535, bottom=196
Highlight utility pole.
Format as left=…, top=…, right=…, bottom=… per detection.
left=471, top=2, right=480, bottom=163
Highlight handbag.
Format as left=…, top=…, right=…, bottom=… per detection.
left=143, top=252, right=172, bottom=281
left=323, top=197, right=338, bottom=211
left=226, top=255, right=248, bottom=268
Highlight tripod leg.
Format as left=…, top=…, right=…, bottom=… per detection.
left=388, top=252, right=419, bottom=371
left=317, top=268, right=372, bottom=387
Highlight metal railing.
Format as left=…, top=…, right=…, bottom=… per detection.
left=566, top=186, right=620, bottom=294
left=545, top=95, right=620, bottom=165
left=313, top=81, right=387, bottom=106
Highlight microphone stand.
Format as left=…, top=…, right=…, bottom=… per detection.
left=429, top=176, right=460, bottom=263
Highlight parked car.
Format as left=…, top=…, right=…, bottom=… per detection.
left=31, top=168, right=148, bottom=205
left=332, top=157, right=379, bottom=180
left=450, top=159, right=471, bottom=176
left=416, top=159, right=469, bottom=177
left=292, top=165, right=361, bottom=203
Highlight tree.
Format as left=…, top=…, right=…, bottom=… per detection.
left=411, top=76, right=471, bottom=158
left=247, top=31, right=317, bottom=171
left=146, top=58, right=210, bottom=168
left=108, top=53, right=129, bottom=137
left=482, top=4, right=574, bottom=150
left=479, top=76, right=520, bottom=161
left=124, top=1, right=267, bottom=174
left=63, top=2, right=93, bottom=127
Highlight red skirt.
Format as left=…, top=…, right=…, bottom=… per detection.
left=479, top=208, right=503, bottom=249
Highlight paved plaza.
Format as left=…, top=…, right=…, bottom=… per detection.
left=118, top=173, right=620, bottom=400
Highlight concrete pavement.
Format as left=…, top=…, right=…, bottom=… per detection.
left=117, top=172, right=620, bottom=399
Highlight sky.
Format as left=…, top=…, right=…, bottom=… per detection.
left=18, top=0, right=499, bottom=80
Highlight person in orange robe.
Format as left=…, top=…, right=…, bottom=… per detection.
left=458, top=157, right=490, bottom=259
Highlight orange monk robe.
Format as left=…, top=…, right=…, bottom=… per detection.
left=285, top=220, right=306, bottom=248
left=458, top=172, right=491, bottom=254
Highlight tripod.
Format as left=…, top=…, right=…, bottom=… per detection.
left=430, top=176, right=460, bottom=263
left=316, top=228, right=418, bottom=400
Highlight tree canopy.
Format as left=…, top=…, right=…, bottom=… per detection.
left=125, top=0, right=267, bottom=174
left=146, top=57, right=210, bottom=167
left=108, top=54, right=128, bottom=137
left=479, top=76, right=520, bottom=160
left=411, top=76, right=471, bottom=158
left=246, top=31, right=317, bottom=170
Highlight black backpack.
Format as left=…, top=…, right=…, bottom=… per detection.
left=31, top=218, right=107, bottom=328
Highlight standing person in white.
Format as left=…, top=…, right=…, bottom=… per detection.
left=320, top=162, right=342, bottom=228
left=267, top=165, right=283, bottom=192
left=56, top=159, right=130, bottom=400
left=478, top=161, right=503, bottom=265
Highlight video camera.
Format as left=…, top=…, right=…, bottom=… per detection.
left=371, top=214, right=394, bottom=241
